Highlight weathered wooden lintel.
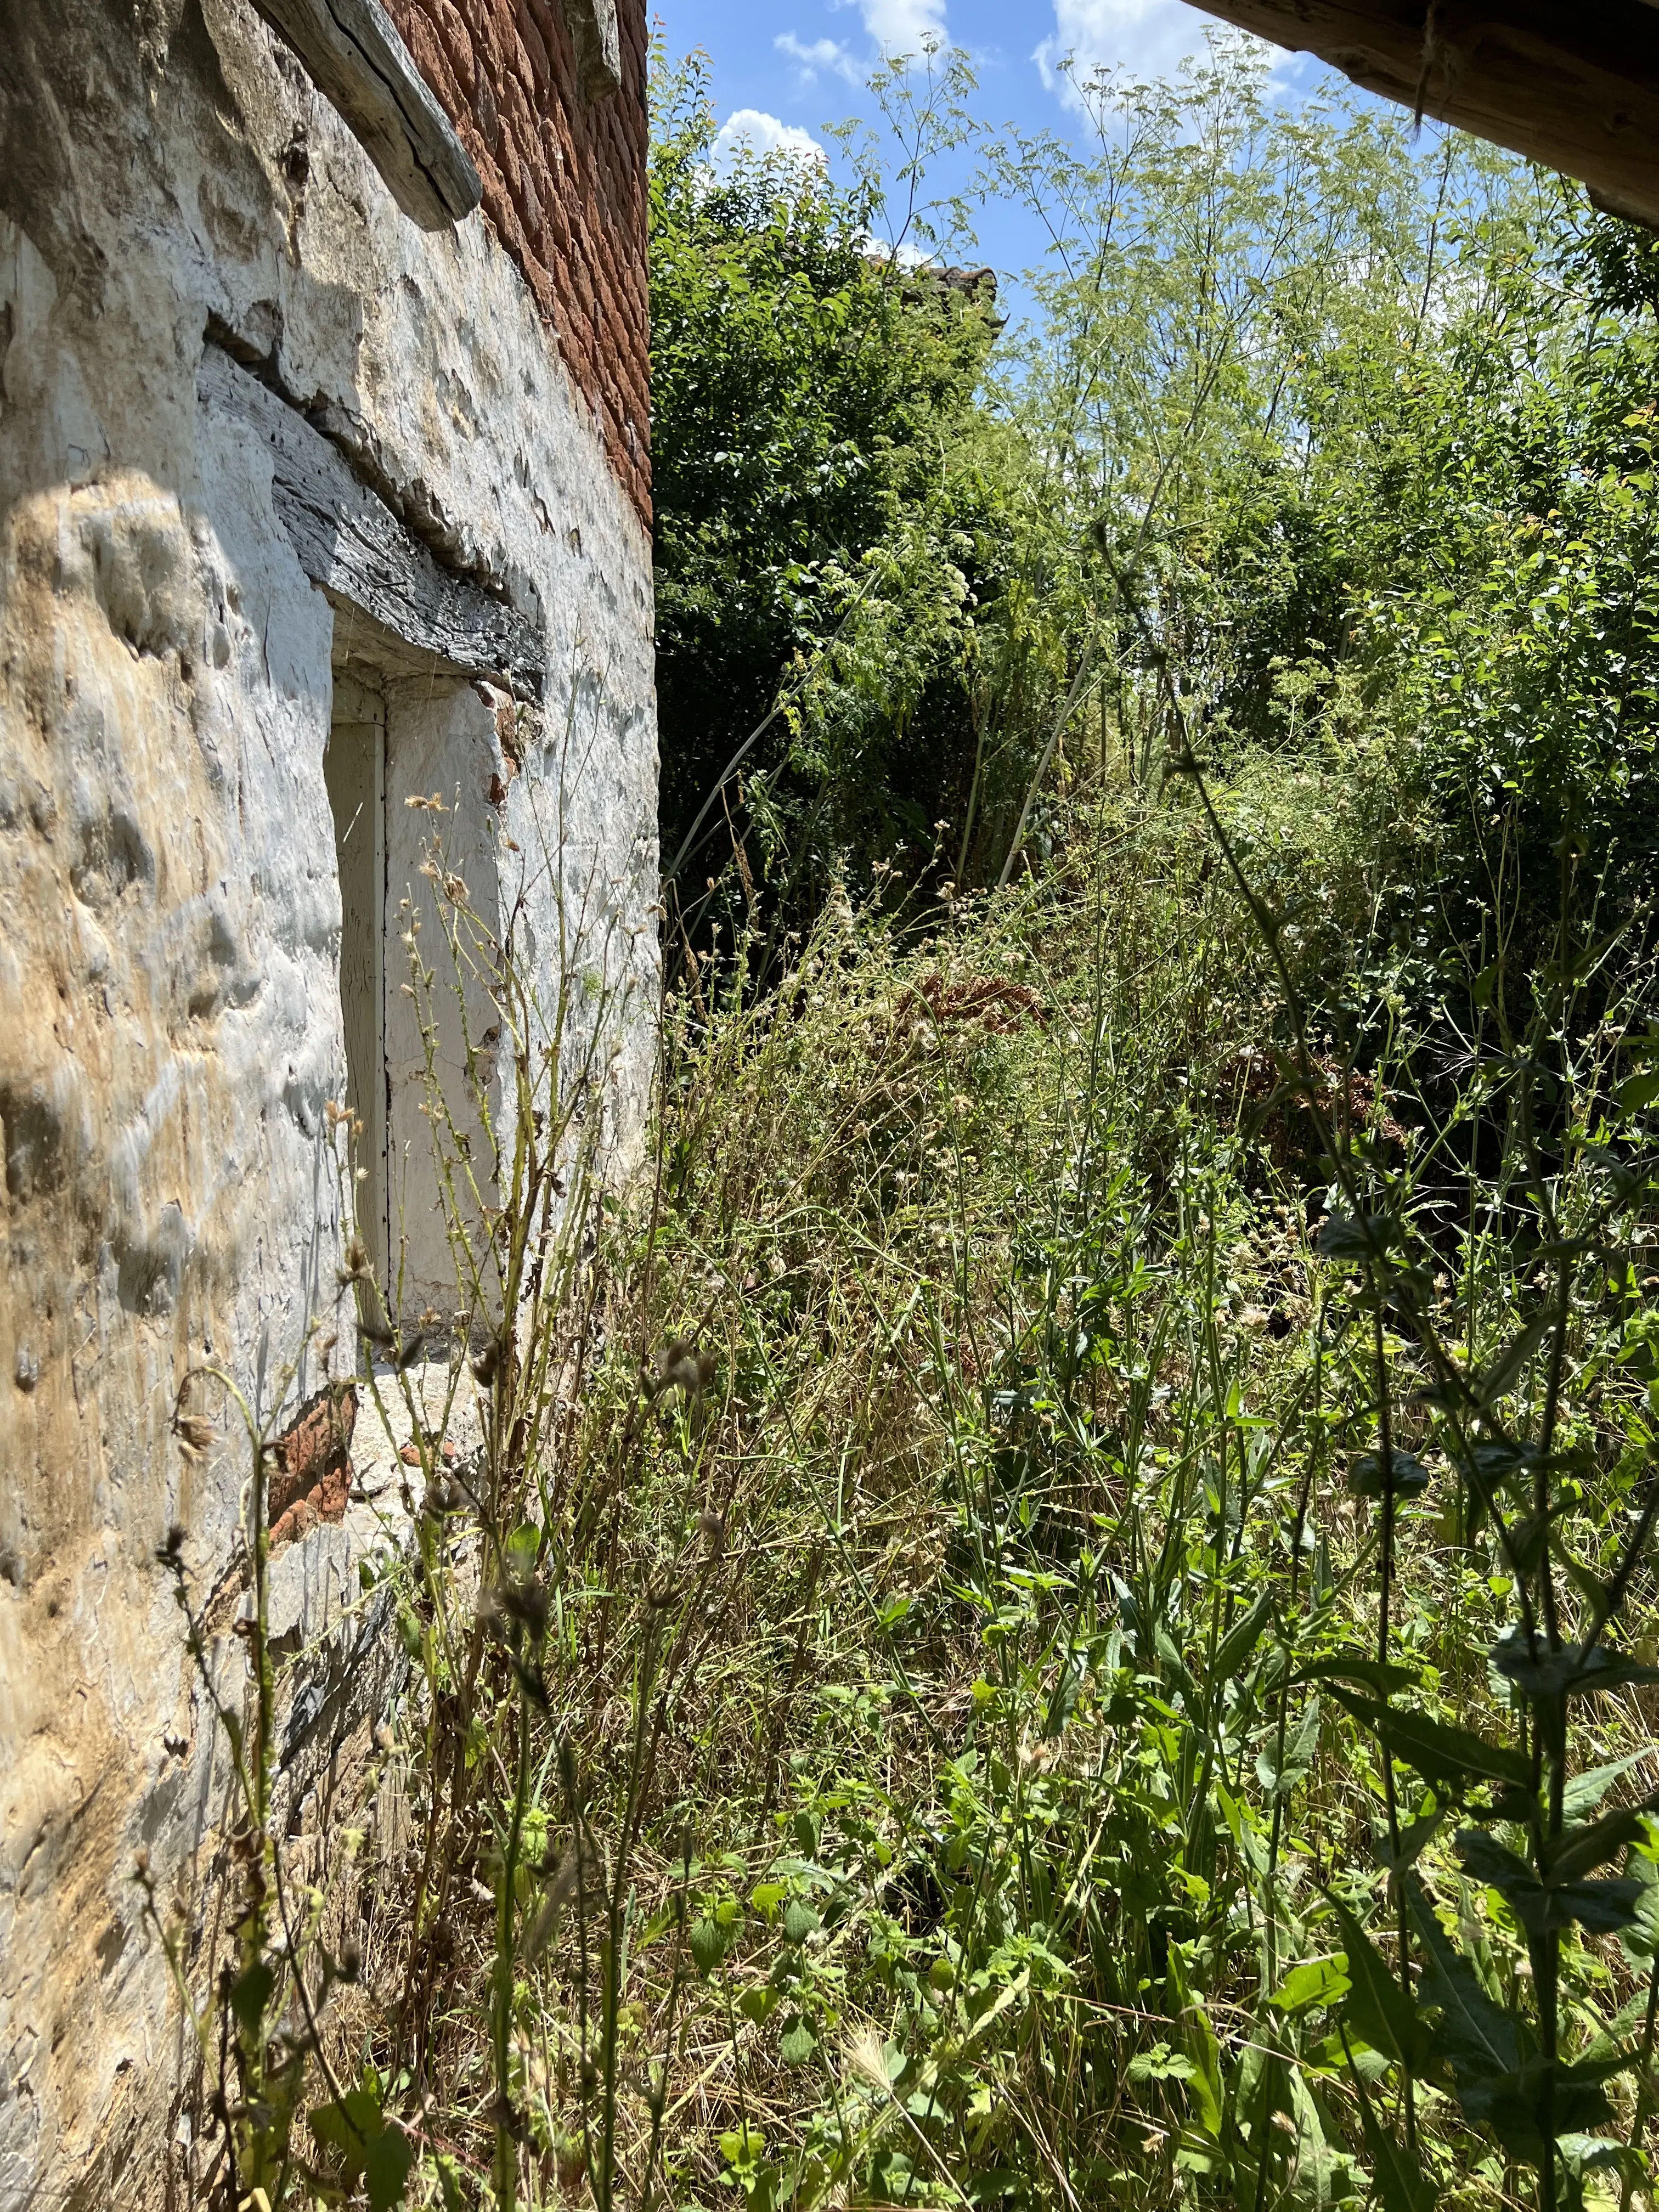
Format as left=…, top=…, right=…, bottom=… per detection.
left=1176, top=0, right=1659, bottom=230
left=251, top=0, right=482, bottom=228
left=201, top=344, right=545, bottom=702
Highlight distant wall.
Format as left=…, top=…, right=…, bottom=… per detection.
left=0, top=0, right=657, bottom=2194
left=384, top=0, right=653, bottom=526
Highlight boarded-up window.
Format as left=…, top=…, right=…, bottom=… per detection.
left=324, top=668, right=388, bottom=1287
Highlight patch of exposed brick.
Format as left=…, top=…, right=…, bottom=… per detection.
left=268, top=1386, right=358, bottom=1551
left=382, top=0, right=652, bottom=532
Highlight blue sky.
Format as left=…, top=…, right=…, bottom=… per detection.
left=652, top=0, right=1351, bottom=285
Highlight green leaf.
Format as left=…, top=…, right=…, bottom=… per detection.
left=1373, top=1806, right=1449, bottom=1872
left=780, top=2015, right=817, bottom=2064
left=1270, top=1955, right=1351, bottom=2017
left=505, top=1520, right=541, bottom=1571
left=1299, top=1652, right=1423, bottom=1697
left=1490, top=1630, right=1659, bottom=1699
left=1547, top=1805, right=1646, bottom=1884
left=1214, top=1592, right=1273, bottom=1682
left=690, top=1917, right=729, bottom=1975
left=1405, top=1877, right=1532, bottom=2088
left=1617, top=1069, right=1659, bottom=1113
left=365, top=2123, right=415, bottom=2211
left=1331, top=1900, right=1429, bottom=2072
left=1128, top=2039, right=1198, bottom=2082
left=1328, top=1690, right=1531, bottom=1791
left=229, top=1961, right=275, bottom=2035
left=1256, top=1700, right=1317, bottom=1799
left=1468, top=1318, right=1553, bottom=1410
left=1316, top=1214, right=1397, bottom=1262
left=1042, top=1655, right=1085, bottom=1737
left=1451, top=1829, right=1639, bottom=1934
left=1347, top=1451, right=1432, bottom=1499
left=432, top=2150, right=467, bottom=2212
left=721, top=2123, right=766, bottom=2174
left=782, top=1899, right=820, bottom=1944
left=309, top=2087, right=385, bottom=2181
left=1347, top=2057, right=1438, bottom=2212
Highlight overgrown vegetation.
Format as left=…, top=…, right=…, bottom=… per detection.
left=156, top=32, right=1659, bottom=2212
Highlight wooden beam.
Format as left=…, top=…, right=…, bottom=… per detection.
left=250, top=0, right=482, bottom=228
left=201, top=343, right=545, bottom=701
left=1178, top=0, right=1659, bottom=229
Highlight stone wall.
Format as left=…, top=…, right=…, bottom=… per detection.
left=0, top=0, right=657, bottom=2194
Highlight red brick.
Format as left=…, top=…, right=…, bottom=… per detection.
left=385, top=0, right=652, bottom=526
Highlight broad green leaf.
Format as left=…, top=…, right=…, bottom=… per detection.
left=1348, top=2059, right=1438, bottom=2212
left=1405, top=1877, right=1532, bottom=2085
left=229, top=1961, right=275, bottom=2035
left=782, top=1899, right=820, bottom=1943
left=1617, top=1069, right=1659, bottom=1113
left=1329, top=1690, right=1531, bottom=1790
left=1128, top=2040, right=1197, bottom=2082
left=505, top=1520, right=541, bottom=1570
left=1316, top=1214, right=1397, bottom=1262
left=1347, top=1451, right=1432, bottom=1499
left=1270, top=1956, right=1351, bottom=2017
left=1299, top=1652, right=1423, bottom=1697
left=1331, top=1900, right=1429, bottom=2072
left=309, top=2087, right=385, bottom=2181
left=690, top=1918, right=729, bottom=1974
left=1490, top=1630, right=1659, bottom=1699
left=365, top=2123, right=415, bottom=2211
left=1547, top=1805, right=1646, bottom=1883
left=720, top=2124, right=766, bottom=2172
left=1214, top=1592, right=1273, bottom=1683
left=1451, top=1830, right=1638, bottom=1934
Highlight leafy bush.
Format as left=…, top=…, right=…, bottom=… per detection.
left=651, top=50, right=1031, bottom=920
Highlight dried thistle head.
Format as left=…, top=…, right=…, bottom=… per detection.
left=336, top=1236, right=370, bottom=1287
left=484, top=1565, right=549, bottom=1644
left=471, top=1328, right=509, bottom=1387
left=650, top=1340, right=718, bottom=1402
left=501, top=1571, right=549, bottom=1642
left=174, top=1414, right=215, bottom=1461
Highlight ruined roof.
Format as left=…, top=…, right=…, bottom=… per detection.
left=1176, top=1, right=1659, bottom=228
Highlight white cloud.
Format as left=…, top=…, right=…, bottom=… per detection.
left=709, top=109, right=831, bottom=173
left=775, top=31, right=861, bottom=83
left=1033, top=0, right=1213, bottom=102
left=839, top=0, right=948, bottom=59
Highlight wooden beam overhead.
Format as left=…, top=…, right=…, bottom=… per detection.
left=200, top=344, right=546, bottom=701
left=1177, top=0, right=1659, bottom=228
left=250, top=0, right=482, bottom=228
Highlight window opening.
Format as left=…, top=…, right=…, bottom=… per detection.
left=324, top=667, right=389, bottom=1294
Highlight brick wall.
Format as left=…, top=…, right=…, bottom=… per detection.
left=383, top=0, right=652, bottom=530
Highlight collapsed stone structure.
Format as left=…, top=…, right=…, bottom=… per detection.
left=0, top=0, right=657, bottom=2192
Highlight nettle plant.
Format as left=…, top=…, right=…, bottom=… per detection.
left=1206, top=786, right=1659, bottom=2212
